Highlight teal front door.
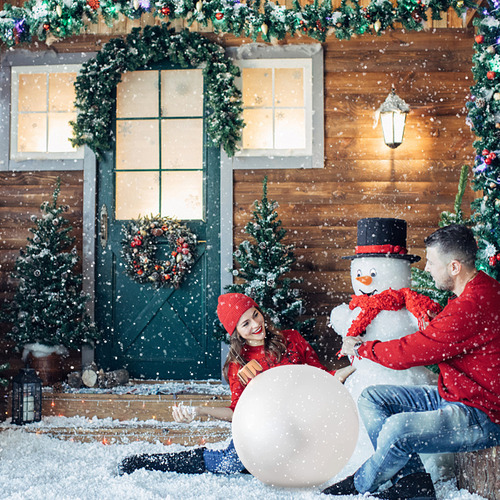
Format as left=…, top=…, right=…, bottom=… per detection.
left=95, top=66, right=221, bottom=380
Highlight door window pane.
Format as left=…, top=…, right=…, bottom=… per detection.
left=116, top=171, right=159, bottom=220
left=117, top=71, right=158, bottom=118
left=116, top=120, right=159, bottom=170
left=161, top=69, right=203, bottom=117
left=161, top=171, right=203, bottom=220
left=161, top=119, right=203, bottom=169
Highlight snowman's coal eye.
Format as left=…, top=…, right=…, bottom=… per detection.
left=356, top=269, right=362, bottom=278
left=370, top=268, right=377, bottom=277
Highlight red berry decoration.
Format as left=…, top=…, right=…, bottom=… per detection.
left=43, top=23, right=50, bottom=31
left=475, top=34, right=485, bottom=43
left=215, top=12, right=224, bottom=20
left=487, top=71, right=496, bottom=80
left=485, top=157, right=493, bottom=165
left=87, top=0, right=100, bottom=10
left=161, top=6, right=170, bottom=15
left=489, top=256, right=497, bottom=267
left=482, top=149, right=490, bottom=156
left=497, top=253, right=500, bottom=261
left=489, top=152, right=497, bottom=160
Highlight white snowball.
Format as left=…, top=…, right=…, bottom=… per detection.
left=232, top=365, right=359, bottom=488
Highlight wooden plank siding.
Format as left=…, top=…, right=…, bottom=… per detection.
left=0, top=172, right=85, bottom=379
left=0, top=25, right=476, bottom=375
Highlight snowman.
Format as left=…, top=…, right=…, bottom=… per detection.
left=330, top=218, right=447, bottom=479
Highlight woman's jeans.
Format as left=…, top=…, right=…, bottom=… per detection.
left=354, top=385, right=500, bottom=494
left=203, top=439, right=245, bottom=474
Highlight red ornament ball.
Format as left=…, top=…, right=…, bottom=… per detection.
left=43, top=23, right=50, bottom=31
left=161, top=6, right=170, bottom=15
left=485, top=157, right=493, bottom=165
left=489, top=256, right=497, bottom=267
left=482, top=149, right=490, bottom=156
left=497, top=253, right=500, bottom=261
left=215, top=12, right=224, bottom=20
left=475, top=34, right=485, bottom=44
left=487, top=71, right=496, bottom=80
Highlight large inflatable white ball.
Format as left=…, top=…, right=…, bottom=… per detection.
left=232, top=365, right=359, bottom=488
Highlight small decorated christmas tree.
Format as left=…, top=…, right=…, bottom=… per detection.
left=2, top=179, right=100, bottom=351
left=214, top=177, right=315, bottom=342
left=411, top=165, right=472, bottom=307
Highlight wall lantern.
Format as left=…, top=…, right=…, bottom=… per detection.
left=377, top=89, right=410, bottom=149
left=12, top=367, right=42, bottom=425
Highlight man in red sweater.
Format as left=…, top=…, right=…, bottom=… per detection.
left=323, top=224, right=500, bottom=499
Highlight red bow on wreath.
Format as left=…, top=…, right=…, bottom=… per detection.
left=347, top=288, right=442, bottom=337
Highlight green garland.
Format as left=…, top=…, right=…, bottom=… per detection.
left=69, top=24, right=244, bottom=158
left=121, top=214, right=198, bottom=288
left=0, top=0, right=476, bottom=47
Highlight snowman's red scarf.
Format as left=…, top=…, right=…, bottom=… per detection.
left=347, top=288, right=442, bottom=337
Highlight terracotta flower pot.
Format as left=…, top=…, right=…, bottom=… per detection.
left=27, top=352, right=65, bottom=386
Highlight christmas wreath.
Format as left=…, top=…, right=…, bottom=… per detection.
left=121, top=215, right=197, bottom=288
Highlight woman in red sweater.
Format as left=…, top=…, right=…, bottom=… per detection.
left=120, top=292, right=335, bottom=475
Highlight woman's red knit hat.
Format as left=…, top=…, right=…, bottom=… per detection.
left=217, top=293, right=258, bottom=335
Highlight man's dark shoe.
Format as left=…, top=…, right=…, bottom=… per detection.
left=373, top=472, right=436, bottom=500
left=119, top=448, right=206, bottom=475
left=322, top=474, right=358, bottom=495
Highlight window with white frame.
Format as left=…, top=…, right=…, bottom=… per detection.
left=237, top=59, right=312, bottom=156
left=229, top=45, right=323, bottom=169
left=10, top=65, right=83, bottom=160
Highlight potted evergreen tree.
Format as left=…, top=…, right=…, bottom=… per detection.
left=2, top=179, right=100, bottom=385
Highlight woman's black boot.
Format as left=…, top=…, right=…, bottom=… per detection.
left=119, top=448, right=206, bottom=475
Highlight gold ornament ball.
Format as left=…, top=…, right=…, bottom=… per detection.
left=495, top=122, right=500, bottom=129
left=491, top=183, right=497, bottom=189
left=494, top=93, right=500, bottom=101
left=457, top=0, right=464, bottom=6
left=487, top=45, right=496, bottom=54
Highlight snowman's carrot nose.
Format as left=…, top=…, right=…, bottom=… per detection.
left=356, top=275, right=373, bottom=285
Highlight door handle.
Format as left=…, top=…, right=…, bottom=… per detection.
left=99, top=204, right=108, bottom=249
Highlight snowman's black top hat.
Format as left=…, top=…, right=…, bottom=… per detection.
left=343, top=218, right=421, bottom=262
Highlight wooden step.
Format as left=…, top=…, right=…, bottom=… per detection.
left=19, top=422, right=232, bottom=446
left=3, top=381, right=233, bottom=445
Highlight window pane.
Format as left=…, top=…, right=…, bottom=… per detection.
left=161, top=171, right=203, bottom=220
left=48, top=73, right=77, bottom=112
left=242, top=68, right=273, bottom=107
left=275, top=109, right=305, bottom=149
left=161, top=70, right=203, bottom=117
left=117, top=71, right=158, bottom=118
left=242, top=109, right=273, bottom=149
left=116, top=120, right=159, bottom=170
left=17, top=114, right=46, bottom=152
left=48, top=112, right=77, bottom=152
left=161, top=119, right=203, bottom=169
left=18, top=74, right=46, bottom=112
left=275, top=68, right=304, bottom=107
left=116, top=171, right=159, bottom=220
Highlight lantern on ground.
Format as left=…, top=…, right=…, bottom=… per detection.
left=12, top=367, right=42, bottom=425
left=377, top=89, right=410, bottom=149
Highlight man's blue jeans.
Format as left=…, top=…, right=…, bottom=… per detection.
left=354, top=385, right=500, bottom=494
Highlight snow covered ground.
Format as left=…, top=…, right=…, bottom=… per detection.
left=0, top=416, right=487, bottom=500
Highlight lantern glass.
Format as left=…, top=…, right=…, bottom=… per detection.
left=380, top=110, right=407, bottom=149
left=12, top=368, right=42, bottom=425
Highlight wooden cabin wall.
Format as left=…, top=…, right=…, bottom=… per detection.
left=229, top=29, right=476, bottom=366
left=0, top=27, right=476, bottom=375
left=0, top=172, right=85, bottom=383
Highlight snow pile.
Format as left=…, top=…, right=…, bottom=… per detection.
left=0, top=417, right=487, bottom=500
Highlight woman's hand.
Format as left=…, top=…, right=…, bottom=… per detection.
left=237, top=359, right=263, bottom=385
left=333, top=365, right=356, bottom=383
left=172, top=404, right=198, bottom=423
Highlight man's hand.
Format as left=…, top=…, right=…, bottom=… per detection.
left=172, top=404, right=198, bottom=423
left=341, top=336, right=364, bottom=357
left=237, top=359, right=263, bottom=385
left=418, top=309, right=439, bottom=331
